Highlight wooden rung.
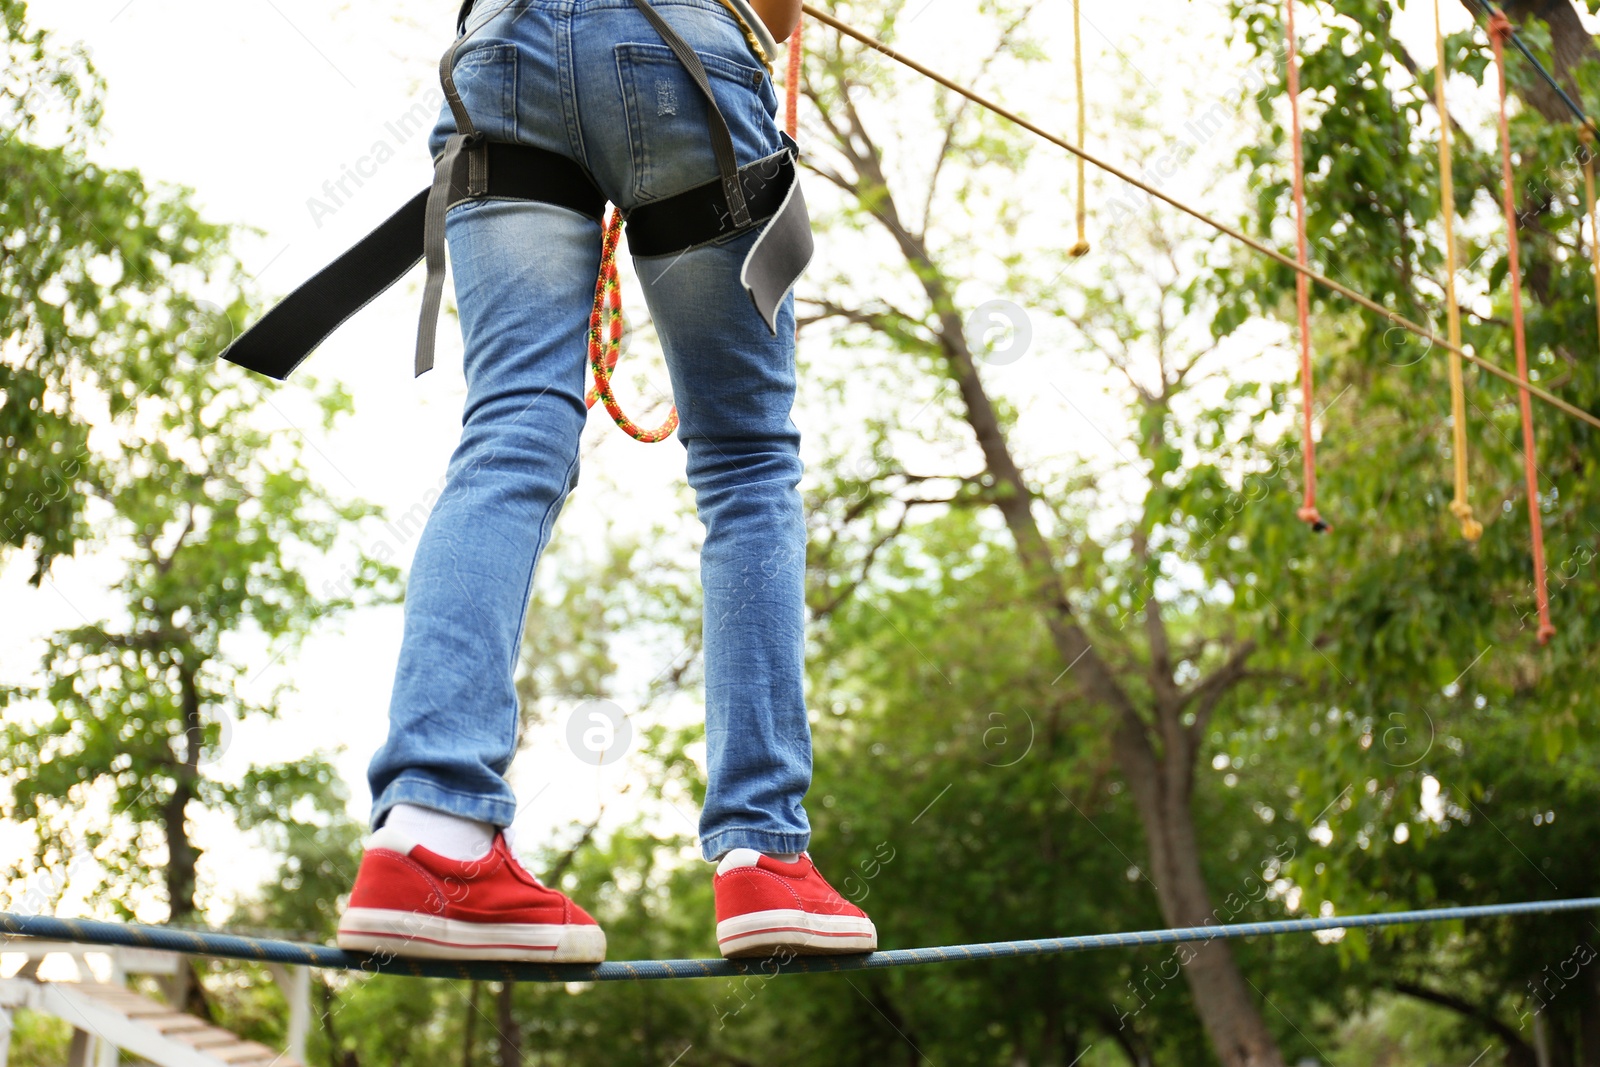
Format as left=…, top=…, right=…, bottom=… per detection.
left=81, top=991, right=164, bottom=1008
left=143, top=1014, right=212, bottom=1034
left=212, top=1042, right=278, bottom=1063
left=177, top=1029, right=241, bottom=1049
left=84, top=996, right=169, bottom=1013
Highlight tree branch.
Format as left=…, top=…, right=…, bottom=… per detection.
left=1391, top=979, right=1533, bottom=1056
left=1183, top=639, right=1258, bottom=744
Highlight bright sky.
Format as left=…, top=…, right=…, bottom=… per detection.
left=1, top=0, right=1494, bottom=936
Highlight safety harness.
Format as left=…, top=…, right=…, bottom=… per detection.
left=221, top=0, right=812, bottom=382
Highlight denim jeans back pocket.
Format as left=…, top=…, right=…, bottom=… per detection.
left=449, top=42, right=520, bottom=144
left=614, top=40, right=772, bottom=205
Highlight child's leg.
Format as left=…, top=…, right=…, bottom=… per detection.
left=636, top=242, right=811, bottom=861
left=366, top=196, right=601, bottom=831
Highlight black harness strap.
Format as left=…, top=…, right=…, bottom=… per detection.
left=223, top=190, right=430, bottom=382
left=221, top=144, right=604, bottom=381
left=620, top=0, right=810, bottom=333
left=627, top=148, right=793, bottom=257
left=221, top=0, right=810, bottom=380
left=625, top=0, right=750, bottom=230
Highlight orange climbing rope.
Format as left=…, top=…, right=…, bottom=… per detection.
left=586, top=14, right=802, bottom=443
left=1489, top=13, right=1554, bottom=644
left=787, top=14, right=803, bottom=138
left=586, top=207, right=679, bottom=443
left=1434, top=0, right=1482, bottom=542
left=1284, top=0, right=1326, bottom=532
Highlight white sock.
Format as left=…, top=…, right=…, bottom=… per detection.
left=713, top=848, right=801, bottom=871
left=385, top=803, right=495, bottom=861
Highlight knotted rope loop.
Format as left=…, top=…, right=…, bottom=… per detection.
left=586, top=207, right=680, bottom=443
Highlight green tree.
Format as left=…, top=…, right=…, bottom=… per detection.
left=793, top=3, right=1320, bottom=1060
left=196, top=2, right=1600, bottom=1065
left=1211, top=1, right=1600, bottom=1061
left=0, top=0, right=243, bottom=580
left=1, top=0, right=396, bottom=1023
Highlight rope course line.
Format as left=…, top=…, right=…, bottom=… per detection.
left=5, top=899, right=1598, bottom=983
left=796, top=3, right=1600, bottom=435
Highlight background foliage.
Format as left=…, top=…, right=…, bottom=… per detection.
left=5, top=0, right=1600, bottom=1064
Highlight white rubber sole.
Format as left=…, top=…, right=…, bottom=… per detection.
left=716, top=908, right=878, bottom=958
left=337, top=907, right=607, bottom=963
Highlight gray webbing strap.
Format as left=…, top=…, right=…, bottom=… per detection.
left=415, top=134, right=473, bottom=376
left=739, top=131, right=812, bottom=334
left=627, top=0, right=751, bottom=228
left=415, top=0, right=517, bottom=376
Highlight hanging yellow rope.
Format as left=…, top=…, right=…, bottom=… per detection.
left=1068, top=0, right=1089, bottom=257
left=1434, top=0, right=1482, bottom=541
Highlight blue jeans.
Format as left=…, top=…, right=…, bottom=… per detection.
left=366, top=0, right=811, bottom=861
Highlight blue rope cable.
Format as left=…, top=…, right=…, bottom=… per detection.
left=3, top=898, right=1598, bottom=983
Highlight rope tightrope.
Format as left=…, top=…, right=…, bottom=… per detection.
left=4, top=899, right=1598, bottom=983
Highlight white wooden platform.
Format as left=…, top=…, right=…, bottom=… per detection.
left=0, top=941, right=308, bottom=1067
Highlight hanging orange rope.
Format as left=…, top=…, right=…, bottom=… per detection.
left=1488, top=13, right=1555, bottom=644
left=785, top=17, right=803, bottom=344
left=1284, top=0, right=1327, bottom=532
left=586, top=206, right=679, bottom=443
left=786, top=14, right=803, bottom=139
left=1434, top=0, right=1482, bottom=542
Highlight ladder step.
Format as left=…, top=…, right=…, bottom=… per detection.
left=143, top=1013, right=213, bottom=1034
left=211, top=1042, right=281, bottom=1063
left=176, top=1028, right=242, bottom=1049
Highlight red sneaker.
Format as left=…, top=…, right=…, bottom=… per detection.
left=336, top=827, right=606, bottom=962
left=713, top=849, right=877, bottom=958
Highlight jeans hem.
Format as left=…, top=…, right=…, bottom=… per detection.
left=700, top=828, right=810, bottom=862
left=372, top=776, right=518, bottom=833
